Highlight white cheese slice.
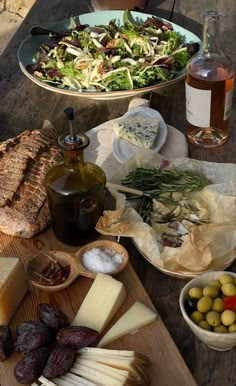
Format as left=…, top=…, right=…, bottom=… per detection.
left=0, top=257, right=28, bottom=325
left=98, top=301, right=156, bottom=348
left=71, top=273, right=127, bottom=333
left=78, top=347, right=147, bottom=360
left=76, top=348, right=149, bottom=385
left=38, top=376, right=58, bottom=386
left=71, top=363, right=125, bottom=386
left=113, top=117, right=160, bottom=149
left=64, top=373, right=97, bottom=386
left=75, top=358, right=131, bottom=382
left=54, top=373, right=97, bottom=386
left=76, top=355, right=148, bottom=384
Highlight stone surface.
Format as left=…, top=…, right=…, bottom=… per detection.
left=0, top=11, right=22, bottom=56
left=4, top=0, right=35, bottom=17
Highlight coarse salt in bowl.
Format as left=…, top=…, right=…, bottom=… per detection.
left=179, top=271, right=236, bottom=351
left=78, top=239, right=129, bottom=276
left=82, top=246, right=124, bottom=273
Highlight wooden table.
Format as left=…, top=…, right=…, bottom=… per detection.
left=0, top=1, right=235, bottom=385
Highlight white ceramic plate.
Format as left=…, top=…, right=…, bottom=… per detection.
left=18, top=10, right=201, bottom=100
left=112, top=107, right=168, bottom=163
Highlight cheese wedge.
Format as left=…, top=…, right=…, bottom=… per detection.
left=113, top=117, right=160, bottom=149
left=98, top=301, right=156, bottom=347
left=0, top=257, right=28, bottom=325
left=71, top=273, right=127, bottom=333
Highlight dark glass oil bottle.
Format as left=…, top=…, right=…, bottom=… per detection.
left=44, top=107, right=106, bottom=246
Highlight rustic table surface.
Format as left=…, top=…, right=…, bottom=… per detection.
left=0, top=1, right=235, bottom=385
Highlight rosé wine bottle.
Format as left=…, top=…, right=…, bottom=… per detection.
left=185, top=10, right=235, bottom=147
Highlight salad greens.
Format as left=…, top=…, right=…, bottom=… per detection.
left=27, top=10, right=199, bottom=92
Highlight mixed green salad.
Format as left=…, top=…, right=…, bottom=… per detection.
left=27, top=10, right=199, bottom=92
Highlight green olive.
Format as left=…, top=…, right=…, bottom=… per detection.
left=219, top=273, right=235, bottom=285
left=221, top=283, right=236, bottom=296
left=212, top=297, right=224, bottom=313
left=188, top=287, right=203, bottom=299
left=221, top=310, right=236, bottom=326
left=208, top=280, right=221, bottom=289
left=203, top=285, right=219, bottom=298
left=214, top=325, right=228, bottom=333
left=198, top=320, right=211, bottom=331
left=228, top=323, right=236, bottom=333
left=191, top=310, right=204, bottom=324
left=206, top=311, right=221, bottom=327
left=197, top=296, right=213, bottom=313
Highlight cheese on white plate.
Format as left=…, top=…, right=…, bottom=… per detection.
left=0, top=257, right=28, bottom=325
left=113, top=117, right=160, bottom=149
left=71, top=273, right=127, bottom=333
left=98, top=301, right=156, bottom=348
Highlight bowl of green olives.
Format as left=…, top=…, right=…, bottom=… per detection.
left=179, top=271, right=236, bottom=351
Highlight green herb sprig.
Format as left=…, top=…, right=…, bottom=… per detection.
left=121, top=167, right=209, bottom=196
left=121, top=167, right=210, bottom=223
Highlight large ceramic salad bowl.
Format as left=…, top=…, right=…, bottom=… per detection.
left=18, top=10, right=200, bottom=100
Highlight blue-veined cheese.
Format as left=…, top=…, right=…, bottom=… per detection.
left=113, top=117, right=160, bottom=149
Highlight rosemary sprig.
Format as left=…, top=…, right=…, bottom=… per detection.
left=138, top=196, right=153, bottom=223
left=121, top=167, right=210, bottom=223
left=121, top=167, right=209, bottom=196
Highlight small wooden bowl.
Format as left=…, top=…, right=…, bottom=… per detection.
left=76, top=239, right=129, bottom=277
left=26, top=240, right=129, bottom=292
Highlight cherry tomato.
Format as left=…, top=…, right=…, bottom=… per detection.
left=223, top=296, right=236, bottom=311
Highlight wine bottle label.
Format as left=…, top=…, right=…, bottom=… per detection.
left=224, top=88, right=233, bottom=121
left=185, top=83, right=211, bottom=127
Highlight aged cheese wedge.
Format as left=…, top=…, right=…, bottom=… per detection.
left=98, top=301, right=156, bottom=347
left=0, top=257, right=28, bottom=325
left=113, top=117, right=160, bottom=149
left=71, top=273, right=127, bottom=333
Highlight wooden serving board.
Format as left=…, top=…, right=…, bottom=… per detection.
left=0, top=228, right=197, bottom=386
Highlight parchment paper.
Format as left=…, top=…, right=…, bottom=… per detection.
left=96, top=150, right=236, bottom=274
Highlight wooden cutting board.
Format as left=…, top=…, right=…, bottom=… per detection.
left=0, top=228, right=197, bottom=386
